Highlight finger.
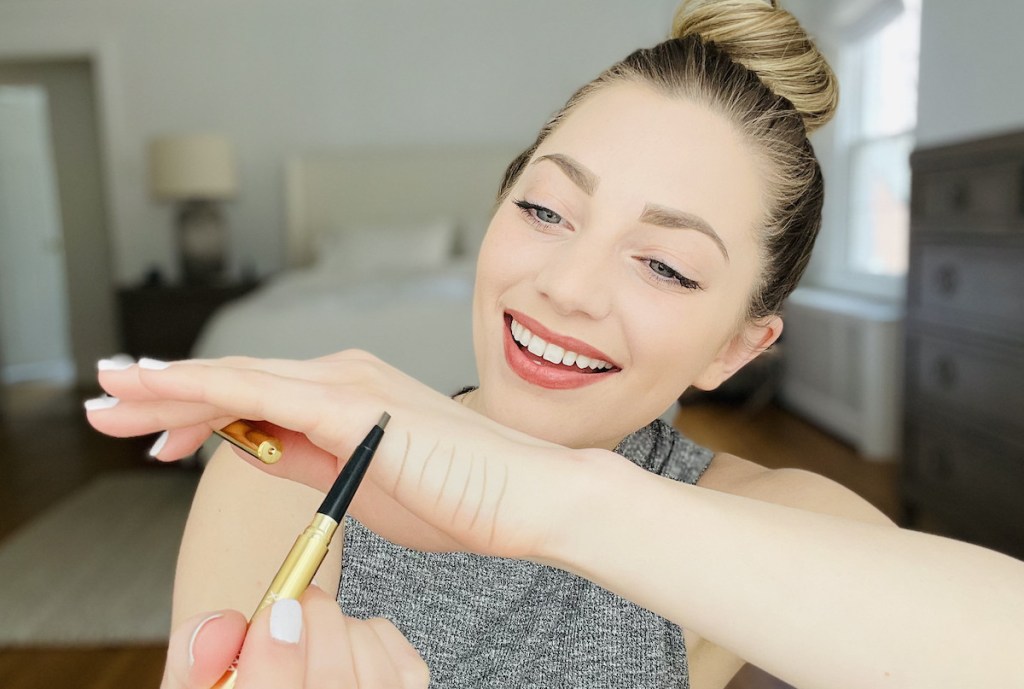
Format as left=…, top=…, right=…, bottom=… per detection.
left=134, top=361, right=381, bottom=452
left=363, top=617, right=430, bottom=688
left=235, top=598, right=307, bottom=689
left=347, top=617, right=419, bottom=688
left=301, top=586, right=359, bottom=687
left=85, top=397, right=231, bottom=438
left=98, top=356, right=347, bottom=403
left=163, top=609, right=247, bottom=689
left=149, top=424, right=226, bottom=462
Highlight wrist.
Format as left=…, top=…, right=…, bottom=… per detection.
left=530, top=447, right=638, bottom=574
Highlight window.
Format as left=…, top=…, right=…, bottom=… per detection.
left=821, top=0, right=922, bottom=297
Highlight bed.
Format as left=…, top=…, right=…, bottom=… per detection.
left=192, top=146, right=521, bottom=395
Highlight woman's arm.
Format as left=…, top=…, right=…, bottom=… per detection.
left=545, top=447, right=1024, bottom=689
left=87, top=354, right=1024, bottom=688
left=171, top=442, right=344, bottom=629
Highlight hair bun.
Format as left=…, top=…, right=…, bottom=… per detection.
left=671, top=0, right=838, bottom=133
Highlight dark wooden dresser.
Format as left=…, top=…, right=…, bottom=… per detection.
left=117, top=280, right=259, bottom=361
left=902, top=130, right=1024, bottom=559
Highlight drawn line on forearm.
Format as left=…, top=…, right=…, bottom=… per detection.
left=489, top=461, right=509, bottom=552
left=417, top=438, right=441, bottom=490
left=392, top=430, right=413, bottom=494
left=453, top=451, right=474, bottom=526
left=434, top=445, right=456, bottom=509
left=467, top=454, right=487, bottom=533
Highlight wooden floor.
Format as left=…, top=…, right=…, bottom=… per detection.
left=0, top=383, right=904, bottom=689
left=0, top=382, right=169, bottom=689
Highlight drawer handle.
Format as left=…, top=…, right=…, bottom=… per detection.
left=932, top=358, right=957, bottom=389
left=934, top=265, right=958, bottom=296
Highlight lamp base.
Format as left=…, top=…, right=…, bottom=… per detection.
left=177, top=199, right=227, bottom=284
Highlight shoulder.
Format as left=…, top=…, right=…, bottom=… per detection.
left=696, top=451, right=894, bottom=526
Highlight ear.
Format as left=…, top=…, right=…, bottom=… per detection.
left=691, top=315, right=783, bottom=391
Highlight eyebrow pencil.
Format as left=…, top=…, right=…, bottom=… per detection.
left=210, top=412, right=390, bottom=689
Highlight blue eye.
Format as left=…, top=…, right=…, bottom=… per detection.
left=644, top=259, right=702, bottom=291
left=513, top=199, right=564, bottom=227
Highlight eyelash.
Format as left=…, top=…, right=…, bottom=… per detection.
left=513, top=199, right=565, bottom=229
left=511, top=198, right=703, bottom=291
left=643, top=258, right=703, bottom=291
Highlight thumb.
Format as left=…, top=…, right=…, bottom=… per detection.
left=163, top=610, right=248, bottom=689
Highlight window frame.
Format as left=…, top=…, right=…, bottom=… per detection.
left=810, top=2, right=919, bottom=302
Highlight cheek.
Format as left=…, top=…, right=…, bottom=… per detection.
left=475, top=211, right=535, bottom=295
left=621, top=301, right=733, bottom=390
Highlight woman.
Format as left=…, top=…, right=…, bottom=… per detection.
left=87, top=1, right=1024, bottom=688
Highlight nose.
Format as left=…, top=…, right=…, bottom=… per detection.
left=532, top=235, right=614, bottom=320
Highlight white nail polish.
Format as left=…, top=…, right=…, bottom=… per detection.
left=149, top=431, right=169, bottom=457
left=138, top=357, right=170, bottom=370
left=84, top=395, right=119, bottom=411
left=97, top=354, right=135, bottom=371
left=269, top=599, right=302, bottom=644
left=188, top=613, right=224, bottom=667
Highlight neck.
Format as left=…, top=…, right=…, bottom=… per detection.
left=456, top=386, right=627, bottom=452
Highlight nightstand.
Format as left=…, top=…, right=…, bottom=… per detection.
left=117, top=281, right=260, bottom=360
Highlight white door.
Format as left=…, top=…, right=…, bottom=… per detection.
left=0, top=85, right=74, bottom=384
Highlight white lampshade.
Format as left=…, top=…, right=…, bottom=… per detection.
left=148, top=134, right=238, bottom=200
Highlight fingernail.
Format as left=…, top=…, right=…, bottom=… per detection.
left=97, top=354, right=135, bottom=371
left=188, top=613, right=224, bottom=667
left=138, top=357, right=170, bottom=370
left=269, top=599, right=302, bottom=644
left=84, top=395, right=119, bottom=411
left=149, top=431, right=169, bottom=457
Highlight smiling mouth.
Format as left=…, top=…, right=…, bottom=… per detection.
left=501, top=311, right=623, bottom=392
left=507, top=315, right=616, bottom=372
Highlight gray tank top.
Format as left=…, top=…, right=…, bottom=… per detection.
left=338, top=419, right=714, bottom=688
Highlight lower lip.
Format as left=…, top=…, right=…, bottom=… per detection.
left=502, top=315, right=618, bottom=390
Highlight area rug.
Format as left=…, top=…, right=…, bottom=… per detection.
left=0, top=470, right=199, bottom=647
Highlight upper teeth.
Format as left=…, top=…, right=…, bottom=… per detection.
left=510, top=318, right=613, bottom=371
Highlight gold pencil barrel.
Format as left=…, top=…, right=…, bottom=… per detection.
left=253, top=513, right=339, bottom=615
left=214, top=420, right=283, bottom=464
left=208, top=513, right=339, bottom=688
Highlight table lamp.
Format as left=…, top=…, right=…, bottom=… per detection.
left=149, top=134, right=238, bottom=284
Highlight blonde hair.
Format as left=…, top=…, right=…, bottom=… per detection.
left=496, top=0, right=838, bottom=320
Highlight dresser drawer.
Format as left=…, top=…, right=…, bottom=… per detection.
left=905, top=417, right=1024, bottom=530
left=909, top=334, right=1024, bottom=432
left=912, top=162, right=1023, bottom=229
left=912, top=242, right=1024, bottom=337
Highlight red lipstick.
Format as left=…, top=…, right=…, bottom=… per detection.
left=502, top=311, right=620, bottom=390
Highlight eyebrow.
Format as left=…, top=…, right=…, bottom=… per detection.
left=533, top=153, right=599, bottom=196
left=532, top=153, right=730, bottom=263
left=639, top=204, right=730, bottom=262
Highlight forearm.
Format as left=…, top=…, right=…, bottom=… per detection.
left=172, top=443, right=343, bottom=629
left=542, top=448, right=1024, bottom=689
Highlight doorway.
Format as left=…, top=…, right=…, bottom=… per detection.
left=0, top=84, right=74, bottom=384
left=0, top=58, right=117, bottom=390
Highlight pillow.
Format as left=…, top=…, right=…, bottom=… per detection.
left=317, top=218, right=457, bottom=277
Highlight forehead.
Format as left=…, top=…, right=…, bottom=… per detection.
left=532, top=82, right=765, bottom=242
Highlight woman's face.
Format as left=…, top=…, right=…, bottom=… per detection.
left=468, top=82, right=781, bottom=449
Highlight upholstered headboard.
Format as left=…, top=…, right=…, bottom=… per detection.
left=284, top=147, right=520, bottom=268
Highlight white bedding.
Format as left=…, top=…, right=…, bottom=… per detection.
left=192, top=259, right=479, bottom=396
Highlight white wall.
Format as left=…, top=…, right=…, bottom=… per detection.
left=916, top=0, right=1024, bottom=147
left=0, top=0, right=681, bottom=284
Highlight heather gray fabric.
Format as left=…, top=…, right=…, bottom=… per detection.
left=338, top=418, right=713, bottom=688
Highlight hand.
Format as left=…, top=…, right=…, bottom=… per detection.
left=87, top=351, right=596, bottom=561
left=164, top=586, right=429, bottom=689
